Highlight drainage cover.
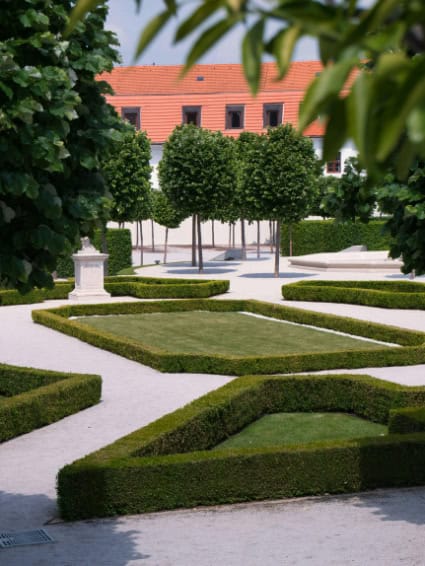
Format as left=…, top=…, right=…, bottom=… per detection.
left=0, top=529, right=54, bottom=549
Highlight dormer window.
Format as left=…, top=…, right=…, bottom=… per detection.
left=226, top=105, right=244, bottom=129
left=263, top=103, right=283, bottom=128
left=121, top=107, right=140, bottom=129
left=182, top=106, right=201, bottom=126
left=326, top=152, right=342, bottom=174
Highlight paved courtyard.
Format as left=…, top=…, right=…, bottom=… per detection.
left=1, top=250, right=425, bottom=565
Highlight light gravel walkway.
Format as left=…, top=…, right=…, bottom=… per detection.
left=2, top=252, right=425, bottom=565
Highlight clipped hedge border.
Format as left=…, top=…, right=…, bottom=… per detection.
left=0, top=277, right=229, bottom=306
left=57, top=373, right=425, bottom=519
left=282, top=280, right=425, bottom=309
left=32, top=299, right=425, bottom=376
left=0, top=363, right=101, bottom=442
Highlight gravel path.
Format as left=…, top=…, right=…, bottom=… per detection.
left=1, top=252, right=425, bottom=565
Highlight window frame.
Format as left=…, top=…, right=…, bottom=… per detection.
left=182, top=105, right=202, bottom=126
left=121, top=107, right=141, bottom=130
left=326, top=152, right=342, bottom=174
left=263, top=103, right=283, bottom=128
left=225, top=105, right=245, bottom=130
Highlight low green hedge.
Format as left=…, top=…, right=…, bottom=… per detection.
left=57, top=373, right=425, bottom=519
left=0, top=277, right=229, bottom=306
left=281, top=219, right=390, bottom=256
left=389, top=407, right=425, bottom=434
left=282, top=280, right=425, bottom=309
left=32, top=299, right=425, bottom=376
left=0, top=363, right=101, bottom=442
left=56, top=228, right=132, bottom=278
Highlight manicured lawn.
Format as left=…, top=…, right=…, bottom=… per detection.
left=77, top=311, right=390, bottom=356
left=214, top=412, right=388, bottom=450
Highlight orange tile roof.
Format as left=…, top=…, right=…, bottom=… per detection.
left=98, top=61, right=345, bottom=142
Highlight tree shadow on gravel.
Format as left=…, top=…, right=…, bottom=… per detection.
left=352, top=487, right=425, bottom=525
left=240, top=272, right=316, bottom=279
left=0, top=491, right=150, bottom=565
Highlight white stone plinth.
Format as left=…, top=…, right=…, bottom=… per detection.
left=68, top=238, right=111, bottom=301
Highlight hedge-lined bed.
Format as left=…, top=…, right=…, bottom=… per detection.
left=57, top=373, right=425, bottom=519
left=0, top=276, right=229, bottom=306
left=282, top=280, right=425, bottom=309
left=0, top=363, right=101, bottom=442
left=32, top=299, right=425, bottom=375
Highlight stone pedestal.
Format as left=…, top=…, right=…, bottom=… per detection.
left=68, top=238, right=111, bottom=301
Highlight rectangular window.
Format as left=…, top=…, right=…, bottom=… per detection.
left=182, top=106, right=201, bottom=126
left=226, top=105, right=244, bottom=129
left=326, top=152, right=342, bottom=174
left=121, top=107, right=140, bottom=129
left=263, top=103, right=283, bottom=128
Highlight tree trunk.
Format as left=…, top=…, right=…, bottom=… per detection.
left=192, top=214, right=197, bottom=266
left=139, top=220, right=144, bottom=266
left=151, top=219, right=155, bottom=252
left=197, top=214, right=204, bottom=273
left=211, top=220, right=215, bottom=248
left=289, top=224, right=293, bottom=257
left=163, top=227, right=168, bottom=264
left=241, top=218, right=247, bottom=260
left=257, top=220, right=261, bottom=259
left=135, top=221, right=139, bottom=249
left=274, top=222, right=281, bottom=278
left=228, top=223, right=232, bottom=247
left=232, top=223, right=236, bottom=248
left=269, top=220, right=274, bottom=253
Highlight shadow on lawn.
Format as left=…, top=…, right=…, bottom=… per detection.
left=0, top=491, right=150, bottom=565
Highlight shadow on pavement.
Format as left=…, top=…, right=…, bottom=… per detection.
left=240, top=272, right=316, bottom=279
left=352, top=487, right=425, bottom=525
left=165, top=268, right=237, bottom=275
left=0, top=491, right=149, bottom=565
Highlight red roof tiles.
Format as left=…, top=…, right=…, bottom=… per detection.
left=99, top=61, right=336, bottom=142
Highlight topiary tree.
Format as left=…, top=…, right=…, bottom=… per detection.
left=102, top=129, right=152, bottom=264
left=152, top=190, right=187, bottom=263
left=249, top=125, right=320, bottom=276
left=159, top=125, right=237, bottom=273
left=0, top=0, right=124, bottom=292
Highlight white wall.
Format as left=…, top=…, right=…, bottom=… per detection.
left=312, top=137, right=358, bottom=177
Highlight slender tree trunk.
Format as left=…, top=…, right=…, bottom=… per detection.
left=197, top=214, right=204, bottom=273
left=163, top=227, right=169, bottom=264
left=232, top=223, right=236, bottom=248
left=289, top=224, right=293, bottom=257
left=139, top=220, right=144, bottom=266
left=269, top=220, right=274, bottom=253
left=192, top=214, right=197, bottom=266
left=274, top=222, right=281, bottom=278
left=135, top=221, right=139, bottom=249
left=211, top=220, right=215, bottom=248
left=151, top=219, right=155, bottom=252
left=241, top=218, right=247, bottom=260
left=228, top=223, right=232, bottom=247
left=257, top=220, right=261, bottom=259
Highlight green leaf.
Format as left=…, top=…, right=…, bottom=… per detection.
left=242, top=19, right=264, bottom=95
left=175, top=1, right=223, bottom=42
left=182, top=16, right=240, bottom=74
left=322, top=98, right=347, bottom=163
left=134, top=10, right=174, bottom=60
left=65, top=0, right=105, bottom=36
left=270, top=26, right=301, bottom=80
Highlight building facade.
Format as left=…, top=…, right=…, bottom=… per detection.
left=99, top=61, right=356, bottom=246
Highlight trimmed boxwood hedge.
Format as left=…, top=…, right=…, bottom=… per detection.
left=0, top=277, right=229, bottom=306
left=282, top=280, right=425, bottom=309
left=281, top=219, right=391, bottom=256
left=57, top=373, right=425, bottom=519
left=0, top=363, right=101, bottom=442
left=56, top=228, right=132, bottom=278
left=32, top=299, right=425, bottom=376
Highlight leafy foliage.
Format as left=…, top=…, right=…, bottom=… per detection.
left=152, top=190, right=186, bottom=229
left=0, top=0, right=123, bottom=291
left=102, top=129, right=152, bottom=223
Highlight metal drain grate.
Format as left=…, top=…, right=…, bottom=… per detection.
left=0, top=529, right=54, bottom=549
